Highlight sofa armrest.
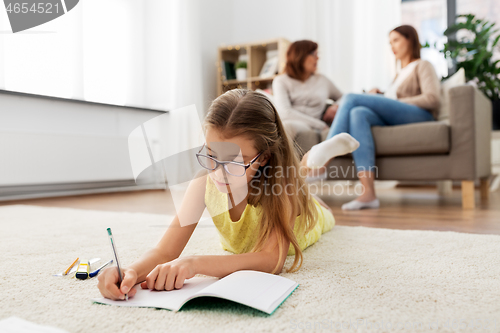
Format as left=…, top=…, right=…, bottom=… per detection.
left=448, top=85, right=492, bottom=179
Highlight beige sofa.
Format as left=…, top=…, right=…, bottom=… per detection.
left=291, top=85, right=492, bottom=209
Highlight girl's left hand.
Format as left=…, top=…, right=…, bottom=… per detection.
left=141, top=257, right=197, bottom=291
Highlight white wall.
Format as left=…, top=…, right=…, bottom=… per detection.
left=198, top=0, right=236, bottom=112
left=227, top=0, right=306, bottom=44
left=194, top=0, right=307, bottom=106
left=0, top=92, right=164, bottom=194
left=194, top=0, right=401, bottom=101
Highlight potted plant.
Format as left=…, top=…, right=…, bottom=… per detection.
left=441, top=14, right=500, bottom=130
left=235, top=61, right=247, bottom=81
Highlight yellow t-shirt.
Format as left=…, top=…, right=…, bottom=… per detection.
left=204, top=176, right=335, bottom=256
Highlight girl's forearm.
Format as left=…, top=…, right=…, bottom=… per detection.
left=192, top=252, right=282, bottom=278
left=128, top=248, right=176, bottom=282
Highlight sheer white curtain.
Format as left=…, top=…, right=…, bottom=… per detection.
left=0, top=1, right=81, bottom=99
left=0, top=0, right=204, bottom=169
left=0, top=0, right=204, bottom=113
left=82, top=0, right=146, bottom=106
left=303, top=0, right=401, bottom=94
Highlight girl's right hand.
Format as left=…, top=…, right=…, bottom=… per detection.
left=97, top=266, right=138, bottom=300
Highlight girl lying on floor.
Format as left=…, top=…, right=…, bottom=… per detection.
left=97, top=89, right=358, bottom=299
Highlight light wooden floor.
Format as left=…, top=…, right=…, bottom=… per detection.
left=1, top=184, right=499, bottom=235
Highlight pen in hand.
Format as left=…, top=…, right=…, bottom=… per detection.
left=107, top=228, right=128, bottom=301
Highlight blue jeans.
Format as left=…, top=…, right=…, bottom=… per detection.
left=326, top=93, right=435, bottom=173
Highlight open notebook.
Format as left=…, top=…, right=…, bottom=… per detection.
left=92, top=270, right=298, bottom=315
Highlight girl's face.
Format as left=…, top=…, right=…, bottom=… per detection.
left=303, top=49, right=318, bottom=76
left=204, top=127, right=268, bottom=194
left=389, top=30, right=411, bottom=60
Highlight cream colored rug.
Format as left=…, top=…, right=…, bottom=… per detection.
left=1, top=204, right=499, bottom=333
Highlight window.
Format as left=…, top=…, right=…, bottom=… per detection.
left=457, top=0, right=500, bottom=62
left=0, top=0, right=146, bottom=107
left=457, top=0, right=500, bottom=25
left=401, top=0, right=449, bottom=78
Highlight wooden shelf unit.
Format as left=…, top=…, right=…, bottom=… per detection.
left=216, top=38, right=290, bottom=96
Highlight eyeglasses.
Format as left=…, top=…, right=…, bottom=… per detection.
left=309, top=50, right=318, bottom=57
left=196, top=144, right=263, bottom=177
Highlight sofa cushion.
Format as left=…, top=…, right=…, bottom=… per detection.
left=301, top=120, right=450, bottom=157
left=371, top=121, right=450, bottom=156
left=439, top=68, right=465, bottom=120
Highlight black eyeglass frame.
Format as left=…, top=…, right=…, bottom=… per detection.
left=196, top=144, right=263, bottom=177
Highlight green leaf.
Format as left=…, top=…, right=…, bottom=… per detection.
left=444, top=13, right=500, bottom=100
left=492, top=35, right=500, bottom=47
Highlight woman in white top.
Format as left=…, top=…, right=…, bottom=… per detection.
left=272, top=40, right=343, bottom=138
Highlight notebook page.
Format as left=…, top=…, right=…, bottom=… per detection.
left=267, top=282, right=300, bottom=314
left=92, top=276, right=218, bottom=311
left=197, top=270, right=298, bottom=314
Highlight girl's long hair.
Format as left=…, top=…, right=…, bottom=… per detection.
left=203, top=89, right=318, bottom=274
